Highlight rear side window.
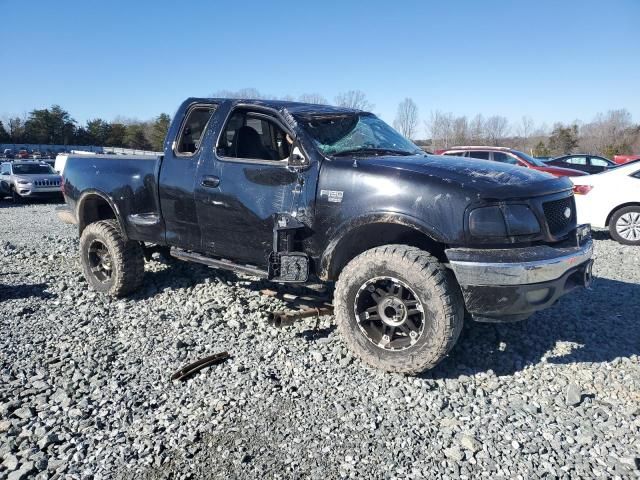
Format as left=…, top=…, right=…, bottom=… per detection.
left=493, top=152, right=518, bottom=165
left=1, top=164, right=9, bottom=174
left=590, top=157, right=609, bottom=167
left=176, top=105, right=216, bottom=155
left=468, top=151, right=490, bottom=160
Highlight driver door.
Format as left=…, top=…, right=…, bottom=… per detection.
left=195, top=107, right=306, bottom=267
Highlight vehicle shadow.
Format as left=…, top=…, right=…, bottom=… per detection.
left=137, top=258, right=329, bottom=301
left=0, top=282, right=56, bottom=302
left=0, top=197, right=64, bottom=208
left=424, top=276, right=639, bottom=379
left=590, top=229, right=611, bottom=241
left=137, top=261, right=638, bottom=379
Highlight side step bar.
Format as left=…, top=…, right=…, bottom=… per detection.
left=170, top=248, right=269, bottom=278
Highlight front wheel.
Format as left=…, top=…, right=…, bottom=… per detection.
left=79, top=220, right=145, bottom=296
left=334, top=245, right=464, bottom=374
left=609, top=206, right=640, bottom=245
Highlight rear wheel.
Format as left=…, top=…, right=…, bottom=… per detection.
left=334, top=245, right=464, bottom=374
left=609, top=206, right=640, bottom=245
left=80, top=220, right=145, bottom=296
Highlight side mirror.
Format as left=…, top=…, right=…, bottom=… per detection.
left=288, top=145, right=308, bottom=168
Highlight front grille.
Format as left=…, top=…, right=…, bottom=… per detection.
left=543, top=195, right=576, bottom=235
left=33, top=179, right=60, bottom=187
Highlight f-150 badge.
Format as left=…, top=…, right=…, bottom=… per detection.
left=320, top=190, right=344, bottom=203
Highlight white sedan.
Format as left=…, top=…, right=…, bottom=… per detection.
left=571, top=161, right=640, bottom=245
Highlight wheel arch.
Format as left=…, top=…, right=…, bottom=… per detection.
left=319, top=212, right=448, bottom=281
left=77, top=190, right=127, bottom=239
left=605, top=202, right=640, bottom=226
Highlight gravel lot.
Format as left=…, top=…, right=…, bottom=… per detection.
left=1, top=201, right=639, bottom=479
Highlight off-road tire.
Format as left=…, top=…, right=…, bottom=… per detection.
left=79, top=220, right=145, bottom=296
left=334, top=245, right=464, bottom=374
left=609, top=206, right=640, bottom=246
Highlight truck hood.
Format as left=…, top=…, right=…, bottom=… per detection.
left=359, top=154, right=573, bottom=199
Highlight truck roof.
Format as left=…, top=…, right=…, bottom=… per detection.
left=189, top=97, right=364, bottom=116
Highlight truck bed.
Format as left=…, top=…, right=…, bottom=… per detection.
left=62, top=154, right=164, bottom=243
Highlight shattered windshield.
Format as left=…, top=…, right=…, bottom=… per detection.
left=297, top=113, right=422, bottom=157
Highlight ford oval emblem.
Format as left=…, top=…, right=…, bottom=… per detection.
left=564, top=207, right=572, bottom=219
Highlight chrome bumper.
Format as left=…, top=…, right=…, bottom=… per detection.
left=448, top=238, right=594, bottom=286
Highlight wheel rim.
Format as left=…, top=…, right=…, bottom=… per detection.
left=353, top=276, right=425, bottom=351
left=87, top=239, right=113, bottom=282
left=616, top=212, right=640, bottom=241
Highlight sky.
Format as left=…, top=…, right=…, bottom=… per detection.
left=1, top=0, right=639, bottom=134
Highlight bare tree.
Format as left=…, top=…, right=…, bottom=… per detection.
left=516, top=115, right=535, bottom=150
left=334, top=90, right=374, bottom=110
left=579, top=109, right=637, bottom=156
left=298, top=93, right=328, bottom=104
left=426, top=110, right=455, bottom=150
left=212, top=88, right=271, bottom=99
left=469, top=114, right=485, bottom=143
left=452, top=116, right=469, bottom=146
left=393, top=98, right=419, bottom=139
left=484, top=115, right=510, bottom=146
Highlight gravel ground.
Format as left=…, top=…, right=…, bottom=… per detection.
left=1, top=201, right=639, bottom=479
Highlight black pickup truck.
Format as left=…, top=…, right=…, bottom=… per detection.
left=57, top=98, right=594, bottom=373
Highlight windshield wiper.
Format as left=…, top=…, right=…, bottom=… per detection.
left=332, top=147, right=416, bottom=157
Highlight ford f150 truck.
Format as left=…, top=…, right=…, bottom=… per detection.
left=57, top=98, right=594, bottom=373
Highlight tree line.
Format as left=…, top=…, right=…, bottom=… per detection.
left=422, top=108, right=639, bottom=157
left=2, top=89, right=638, bottom=158
left=0, top=106, right=171, bottom=152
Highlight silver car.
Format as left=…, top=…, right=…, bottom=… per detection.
left=0, top=161, right=63, bottom=202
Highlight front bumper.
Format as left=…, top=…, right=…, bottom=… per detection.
left=16, top=186, right=63, bottom=198
left=446, top=228, right=594, bottom=322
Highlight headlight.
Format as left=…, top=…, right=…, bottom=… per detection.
left=469, top=205, right=540, bottom=238
left=17, top=180, right=31, bottom=185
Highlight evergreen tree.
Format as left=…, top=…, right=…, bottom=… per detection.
left=150, top=113, right=171, bottom=151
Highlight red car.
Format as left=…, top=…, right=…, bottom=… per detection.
left=439, top=146, right=586, bottom=177
left=613, top=154, right=640, bottom=165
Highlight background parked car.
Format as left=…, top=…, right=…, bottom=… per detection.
left=439, top=146, right=586, bottom=177
left=613, top=154, right=640, bottom=165
left=0, top=161, right=63, bottom=203
left=17, top=149, right=30, bottom=159
left=544, top=154, right=616, bottom=174
left=2, top=149, right=14, bottom=159
left=571, top=162, right=640, bottom=245
left=31, top=151, right=42, bottom=160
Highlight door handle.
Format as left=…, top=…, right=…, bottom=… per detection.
left=201, top=175, right=220, bottom=188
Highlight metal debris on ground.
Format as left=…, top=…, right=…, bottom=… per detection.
left=260, top=288, right=334, bottom=327
left=269, top=306, right=334, bottom=327
left=171, top=351, right=230, bottom=381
